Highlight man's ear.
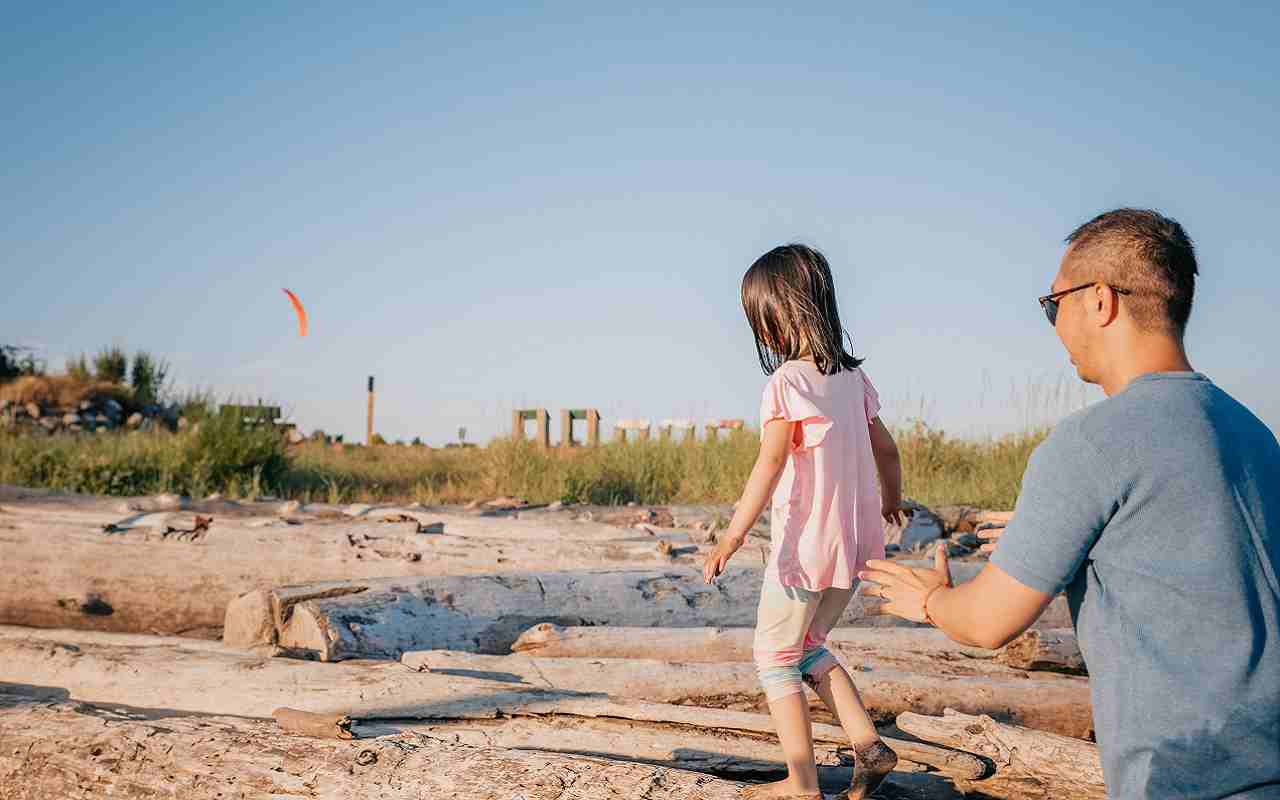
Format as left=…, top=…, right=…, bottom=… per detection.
left=1093, top=283, right=1120, bottom=328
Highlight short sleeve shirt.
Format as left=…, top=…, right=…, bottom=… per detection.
left=991, top=373, right=1280, bottom=798
left=759, top=360, right=885, bottom=590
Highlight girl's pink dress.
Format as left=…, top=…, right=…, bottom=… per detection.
left=759, top=360, right=885, bottom=591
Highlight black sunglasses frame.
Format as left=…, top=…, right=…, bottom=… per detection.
left=1038, top=282, right=1131, bottom=326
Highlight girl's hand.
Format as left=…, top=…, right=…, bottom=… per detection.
left=882, top=503, right=906, bottom=527
left=703, top=533, right=744, bottom=583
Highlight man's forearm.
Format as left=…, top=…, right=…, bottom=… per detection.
left=924, top=584, right=990, bottom=647
left=926, top=567, right=1050, bottom=650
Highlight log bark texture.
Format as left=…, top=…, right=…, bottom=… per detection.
left=404, top=649, right=1094, bottom=739
left=0, top=628, right=984, bottom=778
left=996, top=628, right=1085, bottom=674
left=897, top=709, right=1106, bottom=800
left=0, top=694, right=748, bottom=800
left=230, top=567, right=933, bottom=659
left=510, top=622, right=1079, bottom=668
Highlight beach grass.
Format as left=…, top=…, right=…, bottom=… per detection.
left=0, top=420, right=1043, bottom=510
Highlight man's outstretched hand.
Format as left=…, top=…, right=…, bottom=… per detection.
left=858, top=543, right=953, bottom=624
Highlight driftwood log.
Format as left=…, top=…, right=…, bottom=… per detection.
left=898, top=709, right=1106, bottom=800
left=0, top=492, right=735, bottom=636
left=0, top=693, right=748, bottom=800
left=0, top=628, right=981, bottom=778
left=223, top=564, right=989, bottom=659
left=511, top=622, right=1081, bottom=672
left=403, top=649, right=1094, bottom=739
left=0, top=625, right=1091, bottom=740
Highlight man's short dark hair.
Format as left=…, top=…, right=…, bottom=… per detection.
left=1065, top=208, right=1198, bottom=334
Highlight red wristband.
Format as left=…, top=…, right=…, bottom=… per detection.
left=922, top=585, right=944, bottom=627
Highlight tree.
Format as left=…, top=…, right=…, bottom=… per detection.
left=93, top=346, right=128, bottom=384
left=370, top=433, right=387, bottom=446
left=1, top=345, right=44, bottom=381
left=130, top=351, right=170, bottom=404
left=65, top=354, right=92, bottom=382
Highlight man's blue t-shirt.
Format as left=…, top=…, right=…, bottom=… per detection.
left=992, top=372, right=1280, bottom=799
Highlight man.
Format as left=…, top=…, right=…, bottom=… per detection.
left=861, top=209, right=1280, bottom=798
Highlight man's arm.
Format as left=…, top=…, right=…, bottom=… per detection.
left=861, top=553, right=1054, bottom=648
left=859, top=420, right=1114, bottom=646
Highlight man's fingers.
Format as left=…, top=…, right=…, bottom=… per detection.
left=979, top=542, right=996, bottom=554
left=862, top=600, right=897, bottom=617
left=976, top=526, right=1005, bottom=540
left=857, top=569, right=904, bottom=589
left=863, top=559, right=916, bottom=578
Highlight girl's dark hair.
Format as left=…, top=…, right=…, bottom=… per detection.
left=741, top=243, right=863, bottom=375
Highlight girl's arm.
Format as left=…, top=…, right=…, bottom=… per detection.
left=868, top=416, right=904, bottom=524
left=702, top=418, right=793, bottom=582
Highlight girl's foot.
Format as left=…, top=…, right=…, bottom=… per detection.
left=844, top=740, right=898, bottom=799
left=739, top=777, right=822, bottom=800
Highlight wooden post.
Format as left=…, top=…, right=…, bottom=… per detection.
left=560, top=409, right=573, bottom=447
left=658, top=424, right=672, bottom=441
left=512, top=410, right=524, bottom=441
left=705, top=423, right=718, bottom=441
left=587, top=409, right=600, bottom=447
left=366, top=376, right=375, bottom=446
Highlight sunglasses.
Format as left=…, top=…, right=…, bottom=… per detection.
left=1038, top=282, right=1131, bottom=326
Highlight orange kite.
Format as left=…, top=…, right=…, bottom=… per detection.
left=282, top=288, right=308, bottom=337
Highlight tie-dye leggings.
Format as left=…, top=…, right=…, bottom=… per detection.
left=753, top=578, right=856, bottom=701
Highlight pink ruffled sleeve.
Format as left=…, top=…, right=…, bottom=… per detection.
left=760, top=373, right=833, bottom=451
left=861, top=369, right=881, bottom=422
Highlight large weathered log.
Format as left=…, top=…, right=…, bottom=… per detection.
left=403, top=649, right=1094, bottom=739
left=0, top=628, right=984, bottom=778
left=510, top=621, right=1077, bottom=666
left=0, top=492, right=733, bottom=636
left=897, top=709, right=1106, bottom=800
left=230, top=568, right=887, bottom=659
left=229, top=559, right=997, bottom=659
left=0, top=694, right=749, bottom=800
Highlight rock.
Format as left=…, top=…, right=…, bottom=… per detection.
left=276, top=500, right=302, bottom=516
left=25, top=402, right=41, bottom=419
left=547, top=501, right=564, bottom=512
left=126, top=412, right=144, bottom=428
left=38, top=418, right=58, bottom=431
left=887, top=501, right=946, bottom=553
left=62, top=413, right=80, bottom=425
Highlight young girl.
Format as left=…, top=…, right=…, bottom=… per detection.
left=703, top=244, right=904, bottom=800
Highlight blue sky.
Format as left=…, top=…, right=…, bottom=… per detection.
left=4, top=2, right=1277, bottom=444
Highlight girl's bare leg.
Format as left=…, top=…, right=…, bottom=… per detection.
left=741, top=688, right=821, bottom=799
left=808, top=666, right=897, bottom=798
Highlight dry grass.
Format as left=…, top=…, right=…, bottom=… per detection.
left=0, top=375, right=133, bottom=409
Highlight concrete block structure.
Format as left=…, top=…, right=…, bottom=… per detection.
left=512, top=408, right=551, bottom=448
left=614, top=418, right=651, bottom=443
left=560, top=408, right=601, bottom=447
